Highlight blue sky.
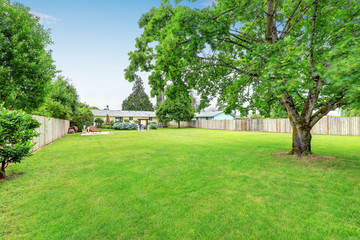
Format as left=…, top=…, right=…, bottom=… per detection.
left=14, top=0, right=215, bottom=110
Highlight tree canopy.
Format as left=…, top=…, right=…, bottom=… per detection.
left=0, top=1, right=56, bottom=112
left=126, top=0, right=360, bottom=155
left=122, top=76, right=154, bottom=111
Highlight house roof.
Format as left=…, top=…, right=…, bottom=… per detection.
left=92, top=110, right=157, bottom=117
left=195, top=111, right=227, bottom=118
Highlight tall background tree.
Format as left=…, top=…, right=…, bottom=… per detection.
left=122, top=76, right=154, bottom=111
left=0, top=0, right=56, bottom=112
left=126, top=0, right=360, bottom=156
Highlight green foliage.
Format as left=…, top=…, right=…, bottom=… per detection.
left=0, top=106, right=40, bottom=178
left=341, top=109, right=360, bottom=117
left=124, top=119, right=130, bottom=123
left=34, top=76, right=94, bottom=130
left=35, top=98, right=72, bottom=120
left=126, top=0, right=360, bottom=132
left=122, top=76, right=154, bottom=111
left=149, top=121, right=158, bottom=129
left=94, top=117, right=104, bottom=123
left=156, top=90, right=194, bottom=125
left=34, top=76, right=79, bottom=119
left=149, top=124, right=157, bottom=130
left=95, top=117, right=104, bottom=127
left=0, top=1, right=56, bottom=112
left=270, top=105, right=289, bottom=119
left=249, top=114, right=263, bottom=120
left=70, top=103, right=94, bottom=131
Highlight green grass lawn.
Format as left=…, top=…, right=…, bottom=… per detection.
left=1, top=128, right=359, bottom=239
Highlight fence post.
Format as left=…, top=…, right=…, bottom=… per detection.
left=278, top=119, right=280, bottom=133
left=327, top=116, right=330, bottom=135
left=43, top=116, right=46, bottom=147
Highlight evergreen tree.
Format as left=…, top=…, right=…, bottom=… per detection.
left=122, top=77, right=153, bottom=111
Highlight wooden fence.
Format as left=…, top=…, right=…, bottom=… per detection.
left=31, top=115, right=70, bottom=151
left=169, top=117, right=360, bottom=136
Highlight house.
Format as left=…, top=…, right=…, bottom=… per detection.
left=194, top=111, right=235, bottom=120
left=91, top=110, right=158, bottom=124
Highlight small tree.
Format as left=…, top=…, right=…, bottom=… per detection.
left=122, top=76, right=154, bottom=111
left=0, top=106, right=40, bottom=179
left=156, top=90, right=194, bottom=128
left=94, top=117, right=104, bottom=127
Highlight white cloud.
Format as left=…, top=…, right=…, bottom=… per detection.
left=29, top=11, right=59, bottom=25
left=201, top=0, right=217, bottom=7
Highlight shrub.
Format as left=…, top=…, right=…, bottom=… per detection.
left=124, top=119, right=130, bottom=123
left=149, top=121, right=157, bottom=129
left=112, top=122, right=137, bottom=130
left=249, top=114, right=264, bottom=119
left=0, top=106, right=40, bottom=178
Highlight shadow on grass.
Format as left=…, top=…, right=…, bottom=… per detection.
left=0, top=170, right=24, bottom=183
left=271, top=152, right=350, bottom=170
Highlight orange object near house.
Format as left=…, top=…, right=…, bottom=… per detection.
left=89, top=126, right=101, bottom=132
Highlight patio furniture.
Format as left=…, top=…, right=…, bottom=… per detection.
left=89, top=126, right=101, bottom=132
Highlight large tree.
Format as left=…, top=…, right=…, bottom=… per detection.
left=122, top=76, right=154, bottom=111
left=126, top=0, right=360, bottom=155
left=0, top=1, right=56, bottom=112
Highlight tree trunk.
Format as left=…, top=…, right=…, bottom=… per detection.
left=178, top=122, right=180, bottom=128
left=0, top=161, right=5, bottom=179
left=289, top=124, right=312, bottom=156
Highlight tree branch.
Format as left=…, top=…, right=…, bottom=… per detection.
left=279, top=0, right=303, bottom=39
left=280, top=1, right=315, bottom=40
left=222, top=38, right=250, bottom=50
left=198, top=56, right=260, bottom=77
left=309, top=0, right=318, bottom=76
left=230, top=30, right=264, bottom=43
left=300, top=0, right=319, bottom=123
left=266, top=0, right=275, bottom=44
left=282, top=92, right=301, bottom=124
left=213, top=7, right=236, bottom=21
left=310, top=94, right=346, bottom=127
